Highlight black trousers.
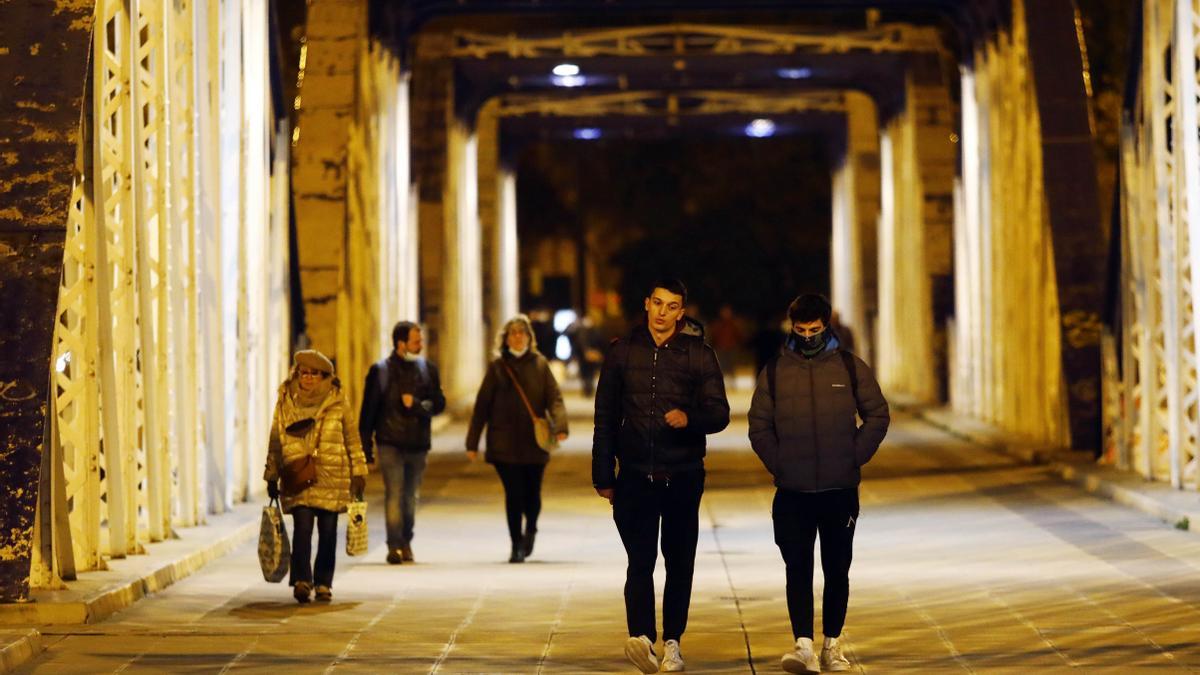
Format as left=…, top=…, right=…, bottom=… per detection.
left=613, top=468, right=705, bottom=643
left=290, top=506, right=338, bottom=588
left=773, top=487, right=859, bottom=639
left=494, top=462, right=547, bottom=543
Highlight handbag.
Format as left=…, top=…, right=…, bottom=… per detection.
left=280, top=417, right=319, bottom=495
left=500, top=361, right=558, bottom=452
left=280, top=455, right=317, bottom=495
left=258, top=498, right=291, bottom=582
left=345, top=499, right=368, bottom=556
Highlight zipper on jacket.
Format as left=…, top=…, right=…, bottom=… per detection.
left=808, top=362, right=821, bottom=487
left=649, top=346, right=658, bottom=477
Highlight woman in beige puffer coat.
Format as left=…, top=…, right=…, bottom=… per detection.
left=264, top=350, right=367, bottom=603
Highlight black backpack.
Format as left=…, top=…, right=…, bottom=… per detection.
left=765, top=350, right=858, bottom=402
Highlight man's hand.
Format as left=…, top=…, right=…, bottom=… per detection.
left=402, top=393, right=415, bottom=408
left=466, top=450, right=480, bottom=462
left=555, top=432, right=568, bottom=443
left=664, top=409, right=688, bottom=429
left=596, top=487, right=614, bottom=504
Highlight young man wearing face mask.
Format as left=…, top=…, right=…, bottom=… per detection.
left=748, top=293, right=889, bottom=673
left=359, top=321, right=447, bottom=565
left=593, top=278, right=731, bottom=674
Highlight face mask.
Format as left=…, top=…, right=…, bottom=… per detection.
left=508, top=346, right=528, bottom=358
left=402, top=352, right=421, bottom=362
left=796, top=330, right=827, bottom=355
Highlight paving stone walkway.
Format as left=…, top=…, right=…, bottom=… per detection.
left=18, top=399, right=1200, bottom=673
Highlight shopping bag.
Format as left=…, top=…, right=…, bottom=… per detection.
left=345, top=499, right=368, bottom=557
left=258, top=498, right=291, bottom=582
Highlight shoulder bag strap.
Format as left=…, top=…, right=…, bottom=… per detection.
left=500, top=360, right=540, bottom=423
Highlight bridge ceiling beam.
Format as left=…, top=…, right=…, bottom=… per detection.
left=391, top=0, right=991, bottom=42
left=452, top=50, right=916, bottom=121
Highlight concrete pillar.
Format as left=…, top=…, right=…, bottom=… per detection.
left=443, top=122, right=487, bottom=405
left=877, top=76, right=937, bottom=403
left=0, top=0, right=93, bottom=603
left=498, top=171, right=521, bottom=324
left=848, top=92, right=881, bottom=364
left=291, top=0, right=367, bottom=360
left=476, top=99, right=503, bottom=339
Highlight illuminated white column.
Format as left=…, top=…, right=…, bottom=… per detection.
left=444, top=122, right=486, bottom=403
left=498, top=169, right=520, bottom=323
left=830, top=157, right=860, bottom=344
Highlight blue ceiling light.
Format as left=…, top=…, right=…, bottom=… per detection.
left=573, top=127, right=602, bottom=140
left=745, top=118, right=776, bottom=138
left=551, top=74, right=586, bottom=88
left=777, top=67, right=813, bottom=79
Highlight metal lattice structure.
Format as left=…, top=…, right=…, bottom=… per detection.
left=1104, top=0, right=1200, bottom=489
left=498, top=90, right=848, bottom=118
left=38, top=0, right=291, bottom=584
left=449, top=22, right=946, bottom=59
left=950, top=0, right=1070, bottom=448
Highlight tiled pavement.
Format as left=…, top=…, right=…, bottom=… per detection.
left=16, top=395, right=1200, bottom=673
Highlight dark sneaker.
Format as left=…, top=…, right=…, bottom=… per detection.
left=521, top=529, right=537, bottom=558
left=509, top=544, right=526, bottom=563
left=314, top=585, right=332, bottom=602
left=293, top=581, right=312, bottom=604
left=400, top=544, right=414, bottom=562
left=624, top=635, right=658, bottom=674
left=386, top=549, right=403, bottom=565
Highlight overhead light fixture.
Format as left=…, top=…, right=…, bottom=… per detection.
left=552, top=74, right=586, bottom=88
left=573, top=128, right=602, bottom=140
left=745, top=118, right=776, bottom=138
left=552, top=63, right=581, bottom=77
left=777, top=67, right=813, bottom=80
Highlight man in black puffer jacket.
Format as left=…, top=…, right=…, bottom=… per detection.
left=593, top=279, right=730, bottom=674
left=359, top=321, right=446, bottom=565
left=749, top=293, right=889, bottom=674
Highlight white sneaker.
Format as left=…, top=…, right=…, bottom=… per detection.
left=781, top=637, right=820, bottom=674
left=821, top=636, right=851, bottom=672
left=624, top=635, right=659, bottom=674
left=662, top=639, right=685, bottom=672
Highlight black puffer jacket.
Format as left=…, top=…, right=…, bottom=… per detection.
left=465, top=350, right=568, bottom=465
left=359, top=354, right=446, bottom=460
left=592, top=319, right=730, bottom=488
left=748, top=337, right=889, bottom=492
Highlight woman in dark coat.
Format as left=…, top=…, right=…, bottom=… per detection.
left=466, top=314, right=569, bottom=563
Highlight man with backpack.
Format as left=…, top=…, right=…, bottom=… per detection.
left=748, top=293, right=889, bottom=673
left=360, top=321, right=446, bottom=565
left=593, top=279, right=731, bottom=674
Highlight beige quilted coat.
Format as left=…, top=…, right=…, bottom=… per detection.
left=264, top=380, right=368, bottom=514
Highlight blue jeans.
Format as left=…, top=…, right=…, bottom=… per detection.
left=377, top=445, right=428, bottom=549
left=290, top=506, right=338, bottom=587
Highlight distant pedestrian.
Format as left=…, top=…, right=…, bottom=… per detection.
left=265, top=349, right=367, bottom=604
left=708, top=304, right=746, bottom=389
left=359, top=321, right=446, bottom=565
left=567, top=313, right=604, bottom=396
left=593, top=279, right=731, bottom=674
left=466, top=314, right=569, bottom=563
left=748, top=294, right=889, bottom=673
